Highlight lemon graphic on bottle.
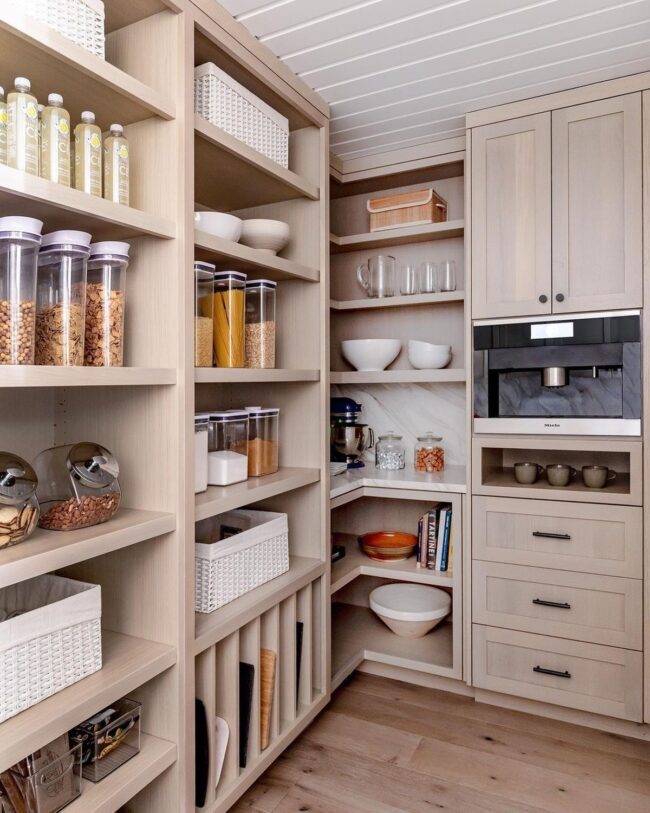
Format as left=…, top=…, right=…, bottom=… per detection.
left=104, top=124, right=130, bottom=206
left=74, top=111, right=102, bottom=197
left=7, top=77, right=39, bottom=176
left=41, top=93, right=71, bottom=186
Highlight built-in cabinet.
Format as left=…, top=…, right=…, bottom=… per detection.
left=472, top=94, right=643, bottom=319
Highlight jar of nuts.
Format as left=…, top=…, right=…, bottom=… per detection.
left=414, top=433, right=445, bottom=473
left=85, top=242, right=129, bottom=367
left=0, top=452, right=40, bottom=549
left=33, top=442, right=121, bottom=531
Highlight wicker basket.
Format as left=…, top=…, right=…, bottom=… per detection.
left=194, top=63, right=289, bottom=168
left=195, top=510, right=289, bottom=614
left=367, top=188, right=447, bottom=232
left=0, top=574, right=102, bottom=723
left=17, top=0, right=105, bottom=59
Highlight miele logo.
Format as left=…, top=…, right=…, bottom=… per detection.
left=544, top=423, right=561, bottom=428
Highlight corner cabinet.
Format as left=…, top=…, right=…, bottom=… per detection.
left=471, top=94, right=643, bottom=319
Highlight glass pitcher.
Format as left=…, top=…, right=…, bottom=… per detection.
left=356, top=255, right=396, bottom=298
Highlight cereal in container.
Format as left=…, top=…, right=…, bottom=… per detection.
left=84, top=241, right=129, bottom=366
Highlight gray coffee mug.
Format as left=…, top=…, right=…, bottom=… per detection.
left=546, top=464, right=577, bottom=487
left=582, top=465, right=616, bottom=489
left=514, top=462, right=543, bottom=485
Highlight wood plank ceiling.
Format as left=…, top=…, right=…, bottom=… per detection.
left=218, top=0, right=650, bottom=160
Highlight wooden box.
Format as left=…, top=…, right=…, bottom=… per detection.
left=367, top=188, right=447, bottom=232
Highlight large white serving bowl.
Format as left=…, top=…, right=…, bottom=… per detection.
left=341, top=339, right=401, bottom=372
left=408, top=340, right=451, bottom=369
left=370, top=583, right=451, bottom=638
left=194, top=211, right=242, bottom=242
left=240, top=219, right=290, bottom=255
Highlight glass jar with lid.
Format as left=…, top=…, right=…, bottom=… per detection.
left=208, top=410, right=249, bottom=486
left=212, top=270, right=246, bottom=368
left=84, top=241, right=130, bottom=367
left=414, top=433, right=445, bottom=472
left=245, top=406, right=279, bottom=476
left=0, top=216, right=43, bottom=364
left=375, top=431, right=405, bottom=470
left=0, top=452, right=39, bottom=548
left=33, top=442, right=121, bottom=530
left=245, top=279, right=276, bottom=369
left=194, top=261, right=214, bottom=368
left=36, top=230, right=91, bottom=366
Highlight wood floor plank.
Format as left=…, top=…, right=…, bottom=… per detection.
left=231, top=776, right=293, bottom=812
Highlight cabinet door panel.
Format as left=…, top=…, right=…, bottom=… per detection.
left=471, top=114, right=552, bottom=319
left=552, top=94, right=642, bottom=313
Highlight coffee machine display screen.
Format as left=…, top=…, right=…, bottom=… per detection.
left=530, top=322, right=574, bottom=340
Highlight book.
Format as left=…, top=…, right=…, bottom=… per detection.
left=418, top=511, right=429, bottom=568
left=426, top=506, right=439, bottom=569
left=437, top=506, right=452, bottom=571
left=260, top=648, right=277, bottom=750
left=416, top=515, right=424, bottom=567
left=239, top=662, right=255, bottom=768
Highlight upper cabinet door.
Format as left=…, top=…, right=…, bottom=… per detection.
left=471, top=114, right=552, bottom=320
left=552, top=94, right=642, bottom=314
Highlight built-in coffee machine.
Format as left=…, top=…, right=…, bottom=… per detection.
left=473, top=311, right=641, bottom=436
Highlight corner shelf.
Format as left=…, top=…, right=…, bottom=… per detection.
left=0, top=509, right=175, bottom=589
left=330, top=291, right=464, bottom=310
left=330, top=369, right=466, bottom=385
left=195, top=368, right=320, bottom=384
left=194, top=230, right=319, bottom=283
left=0, top=631, right=177, bottom=771
left=0, top=367, right=177, bottom=387
left=330, top=219, right=464, bottom=253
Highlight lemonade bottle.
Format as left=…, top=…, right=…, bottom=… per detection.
left=103, top=123, right=129, bottom=205
left=7, top=77, right=39, bottom=175
left=41, top=93, right=70, bottom=186
left=0, top=87, right=7, bottom=164
left=74, top=111, right=102, bottom=197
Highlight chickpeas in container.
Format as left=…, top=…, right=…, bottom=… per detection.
left=33, top=442, right=121, bottom=531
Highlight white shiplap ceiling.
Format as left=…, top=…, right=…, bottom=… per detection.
left=219, top=0, right=650, bottom=160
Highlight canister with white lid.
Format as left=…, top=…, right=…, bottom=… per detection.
left=244, top=406, right=280, bottom=476
left=0, top=216, right=43, bottom=364
left=194, top=413, right=210, bottom=493
left=208, top=410, right=249, bottom=486
left=212, top=270, right=246, bottom=368
left=85, top=241, right=130, bottom=366
left=245, top=279, right=276, bottom=369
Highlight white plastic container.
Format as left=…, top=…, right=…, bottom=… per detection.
left=369, top=583, right=451, bottom=639
left=194, top=413, right=209, bottom=494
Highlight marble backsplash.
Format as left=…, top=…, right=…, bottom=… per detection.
left=331, top=383, right=466, bottom=465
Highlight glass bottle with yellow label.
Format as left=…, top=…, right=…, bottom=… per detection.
left=103, top=123, right=129, bottom=206
left=74, top=111, right=102, bottom=197
left=7, top=77, right=39, bottom=176
left=0, top=87, right=7, bottom=164
left=40, top=94, right=70, bottom=186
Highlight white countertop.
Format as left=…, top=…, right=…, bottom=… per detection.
left=330, top=463, right=466, bottom=500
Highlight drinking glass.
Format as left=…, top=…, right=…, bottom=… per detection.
left=419, top=262, right=439, bottom=293
left=439, top=260, right=457, bottom=292
left=400, top=264, right=418, bottom=296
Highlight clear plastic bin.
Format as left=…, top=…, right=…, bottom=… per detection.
left=208, top=410, right=249, bottom=486
left=195, top=261, right=214, bottom=367
left=245, top=406, right=279, bottom=476
left=84, top=241, right=129, bottom=367
left=212, top=270, right=246, bottom=368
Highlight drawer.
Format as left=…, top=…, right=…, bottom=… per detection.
left=473, top=562, right=642, bottom=649
left=472, top=625, right=643, bottom=721
left=472, top=496, right=642, bottom=577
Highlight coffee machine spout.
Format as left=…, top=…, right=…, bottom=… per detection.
left=542, top=366, right=568, bottom=387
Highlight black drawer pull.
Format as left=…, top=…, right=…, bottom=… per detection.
left=532, top=531, right=571, bottom=540
left=533, top=665, right=571, bottom=679
left=532, top=598, right=571, bottom=609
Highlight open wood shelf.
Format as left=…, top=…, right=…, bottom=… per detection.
left=69, top=733, right=177, bottom=813
left=194, top=116, right=319, bottom=210
left=194, top=230, right=319, bottom=283
left=194, top=556, right=325, bottom=654
left=0, top=509, right=175, bottom=589
left=0, top=631, right=177, bottom=771
left=0, top=367, right=177, bottom=387
left=480, top=468, right=633, bottom=504
left=0, top=165, right=175, bottom=241
left=195, top=368, right=320, bottom=383
left=0, top=7, right=175, bottom=124
left=330, top=291, right=465, bottom=310
left=330, top=219, right=464, bottom=253
left=330, top=369, right=466, bottom=384
left=195, top=467, right=321, bottom=522
left=105, top=0, right=182, bottom=33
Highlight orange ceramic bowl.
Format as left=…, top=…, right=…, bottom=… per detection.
left=358, top=531, right=418, bottom=562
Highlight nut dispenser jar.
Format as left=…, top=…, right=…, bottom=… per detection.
left=375, top=431, right=406, bottom=471
left=212, top=270, right=246, bottom=368
left=0, top=453, right=39, bottom=548
left=208, top=410, right=249, bottom=486
left=245, top=406, right=279, bottom=477
left=245, top=279, right=276, bottom=368
left=36, top=230, right=90, bottom=366
left=84, top=241, right=129, bottom=367
left=194, top=261, right=214, bottom=367
left=414, top=433, right=445, bottom=472
left=0, top=216, right=43, bottom=364
left=33, top=442, right=121, bottom=530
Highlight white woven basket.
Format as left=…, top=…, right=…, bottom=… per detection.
left=16, top=0, right=105, bottom=59
left=194, top=63, right=289, bottom=168
left=195, top=509, right=289, bottom=614
left=0, top=574, right=102, bottom=723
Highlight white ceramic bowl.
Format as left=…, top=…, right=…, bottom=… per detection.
left=341, top=339, right=401, bottom=372
left=407, top=340, right=451, bottom=370
left=194, top=211, right=242, bottom=242
left=370, top=583, right=451, bottom=639
left=240, top=219, right=290, bottom=255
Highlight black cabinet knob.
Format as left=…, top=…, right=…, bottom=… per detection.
left=538, top=294, right=548, bottom=303
left=556, top=293, right=565, bottom=302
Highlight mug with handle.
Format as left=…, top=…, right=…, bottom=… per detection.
left=582, top=465, right=617, bottom=489
left=546, top=464, right=577, bottom=487
left=514, top=462, right=544, bottom=485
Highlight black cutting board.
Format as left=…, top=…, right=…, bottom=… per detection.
left=239, top=662, right=255, bottom=769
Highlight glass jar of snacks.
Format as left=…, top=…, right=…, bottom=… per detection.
left=245, top=406, right=279, bottom=476
left=375, top=431, right=405, bottom=471
left=84, top=241, right=129, bottom=366
left=0, top=452, right=39, bottom=549
left=245, top=279, right=276, bottom=369
left=414, top=433, right=445, bottom=472
left=213, top=270, right=246, bottom=368
left=33, top=442, right=121, bottom=530
left=194, top=261, right=214, bottom=367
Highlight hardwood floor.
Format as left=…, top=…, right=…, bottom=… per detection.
left=231, top=672, right=650, bottom=813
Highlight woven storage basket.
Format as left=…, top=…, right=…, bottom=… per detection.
left=194, top=63, right=289, bottom=168
left=367, top=188, right=447, bottom=232
left=0, top=574, right=102, bottom=723
left=195, top=509, right=289, bottom=613
left=16, top=0, right=105, bottom=58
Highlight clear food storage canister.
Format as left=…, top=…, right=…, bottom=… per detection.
left=245, top=406, right=279, bottom=477
left=245, top=279, right=276, bottom=369
left=375, top=431, right=405, bottom=471
left=414, top=432, right=445, bottom=472
left=33, top=442, right=121, bottom=530
left=194, top=261, right=214, bottom=368
left=85, top=241, right=129, bottom=366
left=212, top=270, right=246, bottom=368
left=36, top=230, right=90, bottom=366
left=0, top=216, right=43, bottom=364
left=0, top=452, right=39, bottom=549
left=194, top=413, right=209, bottom=493
left=208, top=410, right=249, bottom=486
